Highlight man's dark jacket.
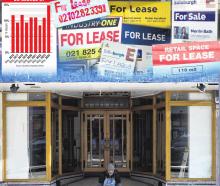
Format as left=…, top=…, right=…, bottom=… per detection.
left=98, top=170, right=121, bottom=185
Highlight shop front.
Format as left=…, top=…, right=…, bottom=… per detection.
left=0, top=0, right=219, bottom=185
left=0, top=83, right=217, bottom=185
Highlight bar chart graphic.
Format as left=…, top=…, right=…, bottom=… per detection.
left=2, top=0, right=57, bottom=77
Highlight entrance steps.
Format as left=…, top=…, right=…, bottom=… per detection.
left=68, top=177, right=149, bottom=186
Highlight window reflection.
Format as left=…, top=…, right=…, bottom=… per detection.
left=86, top=114, right=104, bottom=168
left=156, top=108, right=165, bottom=177
left=62, top=111, right=81, bottom=173
left=52, top=108, right=59, bottom=176
left=29, top=107, right=46, bottom=178
left=133, top=110, right=152, bottom=172
left=6, top=106, right=46, bottom=179
left=171, top=106, right=212, bottom=178
left=110, top=115, right=127, bottom=168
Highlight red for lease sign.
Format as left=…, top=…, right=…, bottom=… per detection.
left=152, top=41, right=220, bottom=66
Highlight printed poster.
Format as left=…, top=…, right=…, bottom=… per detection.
left=51, top=0, right=110, bottom=28
left=97, top=41, right=138, bottom=79
left=109, top=1, right=171, bottom=28
left=58, top=17, right=122, bottom=62
left=152, top=41, right=220, bottom=82
left=172, top=0, right=218, bottom=42
left=2, top=0, right=57, bottom=81
left=122, top=24, right=171, bottom=46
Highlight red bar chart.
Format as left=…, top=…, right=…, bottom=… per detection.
left=10, top=5, right=50, bottom=53
left=2, top=0, right=57, bottom=76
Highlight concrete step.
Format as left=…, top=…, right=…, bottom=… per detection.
left=68, top=177, right=149, bottom=186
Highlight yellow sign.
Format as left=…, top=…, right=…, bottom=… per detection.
left=109, top=1, right=171, bottom=28
left=59, top=47, right=102, bottom=61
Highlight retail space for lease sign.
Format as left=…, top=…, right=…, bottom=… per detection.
left=152, top=41, right=220, bottom=82
left=172, top=0, right=218, bottom=42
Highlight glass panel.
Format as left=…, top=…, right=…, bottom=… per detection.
left=62, top=111, right=81, bottom=173
left=110, top=119, right=114, bottom=165
left=171, top=106, right=212, bottom=178
left=156, top=93, right=165, bottom=104
left=52, top=108, right=59, bottom=176
left=28, top=93, right=46, bottom=101
left=171, top=92, right=212, bottom=101
left=52, top=94, right=59, bottom=104
left=132, top=97, right=153, bottom=107
left=6, top=93, right=46, bottom=101
left=87, top=114, right=104, bottom=168
left=156, top=108, right=165, bottom=177
left=6, top=107, right=46, bottom=179
left=6, top=93, right=28, bottom=101
left=109, top=114, right=127, bottom=168
left=84, top=97, right=129, bottom=108
left=62, top=97, right=81, bottom=107
left=132, top=110, right=153, bottom=172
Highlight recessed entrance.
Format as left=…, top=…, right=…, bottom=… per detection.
left=82, top=111, right=130, bottom=172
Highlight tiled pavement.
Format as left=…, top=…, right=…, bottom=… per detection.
left=68, top=177, right=148, bottom=186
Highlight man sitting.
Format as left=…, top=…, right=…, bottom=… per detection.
left=98, top=163, right=122, bottom=186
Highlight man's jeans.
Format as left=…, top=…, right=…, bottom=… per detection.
left=97, top=184, right=122, bottom=186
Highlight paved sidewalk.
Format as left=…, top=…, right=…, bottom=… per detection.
left=68, top=177, right=148, bottom=186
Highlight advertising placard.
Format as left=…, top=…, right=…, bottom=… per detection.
left=133, top=45, right=152, bottom=76
left=153, top=41, right=220, bottom=82
left=122, top=24, right=171, bottom=46
left=2, top=0, right=57, bottom=81
left=109, top=1, right=171, bottom=28
left=58, top=17, right=122, bottom=62
left=172, top=0, right=218, bottom=42
left=51, top=0, right=110, bottom=28
left=97, top=41, right=138, bottom=78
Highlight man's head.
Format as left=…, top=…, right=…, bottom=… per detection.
left=107, top=163, right=115, bottom=176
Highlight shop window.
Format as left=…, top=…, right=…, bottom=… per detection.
left=29, top=93, right=46, bottom=101
left=6, top=93, right=28, bottom=101
left=52, top=108, right=59, bottom=177
left=171, top=92, right=212, bottom=101
left=62, top=110, right=81, bottom=173
left=6, top=107, right=46, bottom=179
left=51, top=94, right=59, bottom=104
left=171, top=106, right=212, bottom=178
left=132, top=110, right=153, bottom=172
left=84, top=97, right=129, bottom=108
left=6, top=93, right=46, bottom=101
left=156, top=108, right=166, bottom=177
left=156, top=93, right=165, bottom=104
left=62, top=97, right=81, bottom=107
left=132, top=97, right=153, bottom=107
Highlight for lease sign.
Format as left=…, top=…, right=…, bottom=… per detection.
left=58, top=17, right=122, bottom=61
left=152, top=41, right=220, bottom=82
left=51, top=0, right=110, bottom=27
left=153, top=41, right=220, bottom=66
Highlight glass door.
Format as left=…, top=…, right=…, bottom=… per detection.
left=84, top=112, right=106, bottom=171
left=108, top=112, right=130, bottom=171
left=83, top=111, right=130, bottom=172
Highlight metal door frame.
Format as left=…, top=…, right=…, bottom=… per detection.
left=82, top=110, right=131, bottom=172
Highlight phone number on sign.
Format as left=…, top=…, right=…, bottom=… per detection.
left=59, top=4, right=107, bottom=23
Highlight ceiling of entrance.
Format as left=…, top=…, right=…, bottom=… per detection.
left=0, top=82, right=218, bottom=98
